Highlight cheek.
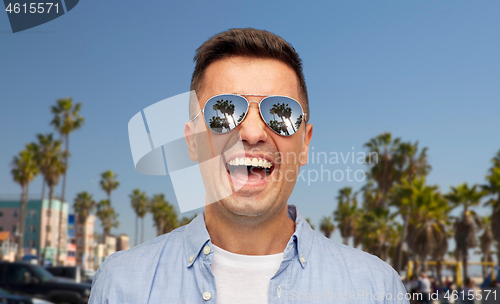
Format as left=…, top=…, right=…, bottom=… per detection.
left=195, top=131, right=233, bottom=162
left=275, top=139, right=303, bottom=167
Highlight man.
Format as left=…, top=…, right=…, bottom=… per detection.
left=418, top=272, right=431, bottom=304
left=89, top=28, right=409, bottom=303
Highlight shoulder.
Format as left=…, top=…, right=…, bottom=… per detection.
left=310, top=230, right=407, bottom=295
left=312, top=230, right=393, bottom=273
left=88, top=226, right=186, bottom=303
left=98, top=226, right=185, bottom=274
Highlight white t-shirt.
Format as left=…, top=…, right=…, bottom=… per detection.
left=210, top=244, right=284, bottom=304
left=419, top=278, right=431, bottom=293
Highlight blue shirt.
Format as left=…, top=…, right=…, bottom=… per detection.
left=89, top=205, right=410, bottom=303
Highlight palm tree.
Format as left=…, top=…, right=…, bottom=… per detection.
left=483, top=151, right=500, bottom=265
left=270, top=103, right=290, bottom=135
left=333, top=187, right=358, bottom=245
left=50, top=97, right=85, bottom=204
left=295, top=115, right=303, bottom=131
left=364, top=133, right=401, bottom=207
left=395, top=141, right=431, bottom=183
left=36, top=135, right=66, bottom=266
left=129, top=189, right=149, bottom=245
left=445, top=183, right=485, bottom=280
left=319, top=216, right=335, bottom=238
left=268, top=120, right=282, bottom=134
left=280, top=103, right=296, bottom=133
left=150, top=194, right=178, bottom=235
left=100, top=170, right=120, bottom=200
left=479, top=217, right=493, bottom=279
left=223, top=99, right=236, bottom=127
left=392, top=141, right=432, bottom=273
left=96, top=199, right=119, bottom=241
left=357, top=207, right=398, bottom=261
left=406, top=179, right=449, bottom=274
left=51, top=99, right=84, bottom=265
left=237, top=112, right=246, bottom=123
left=11, top=146, right=39, bottom=261
left=73, top=192, right=96, bottom=268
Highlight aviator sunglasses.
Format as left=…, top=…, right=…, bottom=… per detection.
left=191, top=94, right=307, bottom=136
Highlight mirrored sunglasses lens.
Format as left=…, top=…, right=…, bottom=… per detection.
left=204, top=95, right=248, bottom=134
left=260, top=97, right=304, bottom=136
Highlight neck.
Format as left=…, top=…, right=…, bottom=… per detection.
left=204, top=202, right=295, bottom=255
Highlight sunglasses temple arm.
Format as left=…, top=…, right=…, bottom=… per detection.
left=190, top=109, right=203, bottom=122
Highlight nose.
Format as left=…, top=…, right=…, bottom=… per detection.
left=237, top=101, right=268, bottom=145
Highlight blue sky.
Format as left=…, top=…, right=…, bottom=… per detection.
left=1, top=1, right=499, bottom=263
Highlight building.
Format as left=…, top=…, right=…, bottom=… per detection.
left=66, top=214, right=76, bottom=266
left=95, top=235, right=116, bottom=267
left=116, top=234, right=130, bottom=252
left=0, top=232, right=17, bottom=262
left=0, top=198, right=68, bottom=265
left=94, top=233, right=131, bottom=268
left=74, top=214, right=96, bottom=270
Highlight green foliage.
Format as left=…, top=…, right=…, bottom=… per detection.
left=73, top=191, right=96, bottom=224
left=96, top=199, right=119, bottom=236
left=130, top=189, right=148, bottom=218
left=100, top=170, right=120, bottom=199
left=150, top=194, right=178, bottom=235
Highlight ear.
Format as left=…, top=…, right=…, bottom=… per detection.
left=184, top=121, right=199, bottom=162
left=299, top=123, right=313, bottom=166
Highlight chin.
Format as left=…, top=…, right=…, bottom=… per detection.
left=221, top=197, right=271, bottom=217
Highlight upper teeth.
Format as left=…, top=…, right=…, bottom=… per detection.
left=228, top=157, right=272, bottom=168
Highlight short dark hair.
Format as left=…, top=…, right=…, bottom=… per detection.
left=190, top=28, right=309, bottom=122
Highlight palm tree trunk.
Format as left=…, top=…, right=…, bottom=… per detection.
left=16, top=185, right=28, bottom=261
left=55, top=200, right=66, bottom=266
left=61, top=134, right=69, bottom=204
left=287, top=118, right=296, bottom=132
left=482, top=255, right=488, bottom=279
left=135, top=216, right=138, bottom=247
left=42, top=186, right=54, bottom=266
left=396, top=213, right=409, bottom=273
left=436, top=260, right=443, bottom=286
left=141, top=217, right=144, bottom=244
left=497, top=243, right=500, bottom=273
left=54, top=136, right=69, bottom=266
left=82, top=216, right=87, bottom=268
left=41, top=178, right=46, bottom=201
left=462, top=249, right=469, bottom=283
left=37, top=180, right=46, bottom=264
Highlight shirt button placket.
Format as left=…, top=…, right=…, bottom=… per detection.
left=202, top=246, right=212, bottom=301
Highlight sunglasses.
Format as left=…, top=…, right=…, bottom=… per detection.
left=191, top=94, right=307, bottom=136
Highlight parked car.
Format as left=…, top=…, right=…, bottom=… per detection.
left=44, top=267, right=94, bottom=285
left=44, top=267, right=81, bottom=283
left=0, top=287, right=54, bottom=304
left=0, top=262, right=90, bottom=304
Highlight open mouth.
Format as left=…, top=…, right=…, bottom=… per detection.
left=226, top=157, right=274, bottom=182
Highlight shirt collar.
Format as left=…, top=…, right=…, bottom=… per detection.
left=182, top=204, right=315, bottom=269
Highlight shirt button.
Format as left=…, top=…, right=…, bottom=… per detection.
left=203, top=246, right=211, bottom=255
left=203, top=291, right=211, bottom=300
left=189, top=255, right=194, bottom=263
left=300, top=255, right=306, bottom=263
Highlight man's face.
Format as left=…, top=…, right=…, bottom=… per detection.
left=185, top=56, right=313, bottom=221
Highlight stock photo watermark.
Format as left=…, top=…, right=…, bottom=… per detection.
left=289, top=289, right=497, bottom=302
left=242, top=147, right=378, bottom=186
left=128, top=91, right=379, bottom=212
left=3, top=0, right=79, bottom=33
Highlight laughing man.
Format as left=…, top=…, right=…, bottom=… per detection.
left=89, top=28, right=409, bottom=304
